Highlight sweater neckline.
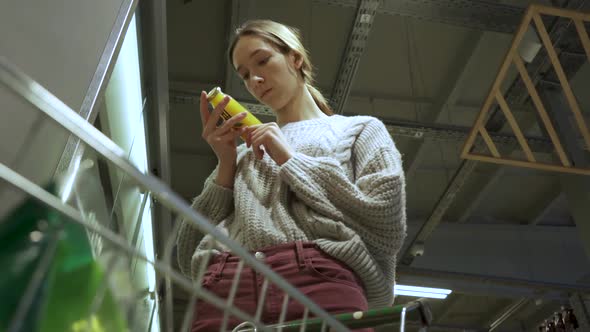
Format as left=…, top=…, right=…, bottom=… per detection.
left=279, top=115, right=337, bottom=130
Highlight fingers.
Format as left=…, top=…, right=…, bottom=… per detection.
left=216, top=126, right=246, bottom=143
left=204, top=128, right=243, bottom=155
left=250, top=130, right=268, bottom=160
left=203, top=96, right=230, bottom=138
left=217, top=112, right=248, bottom=136
left=243, top=124, right=263, bottom=148
left=234, top=126, right=248, bottom=139
left=199, top=91, right=209, bottom=131
left=242, top=124, right=278, bottom=160
left=250, top=125, right=268, bottom=144
left=252, top=141, right=265, bottom=160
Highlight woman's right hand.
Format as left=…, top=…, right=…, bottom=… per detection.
left=199, top=91, right=247, bottom=165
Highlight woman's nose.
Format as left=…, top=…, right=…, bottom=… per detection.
left=252, top=75, right=264, bottom=84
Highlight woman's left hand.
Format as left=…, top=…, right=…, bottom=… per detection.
left=243, top=123, right=294, bottom=166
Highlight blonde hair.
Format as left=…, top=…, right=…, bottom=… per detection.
left=228, top=20, right=333, bottom=116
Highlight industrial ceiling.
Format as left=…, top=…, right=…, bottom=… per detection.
left=164, top=0, right=590, bottom=331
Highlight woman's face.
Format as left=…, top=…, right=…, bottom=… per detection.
left=232, top=35, right=303, bottom=110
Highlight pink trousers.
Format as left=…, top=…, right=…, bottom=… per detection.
left=191, top=241, right=373, bottom=332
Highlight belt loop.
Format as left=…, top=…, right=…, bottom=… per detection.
left=213, top=252, right=229, bottom=280
left=295, top=241, right=306, bottom=269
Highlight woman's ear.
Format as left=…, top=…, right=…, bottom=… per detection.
left=290, top=51, right=304, bottom=70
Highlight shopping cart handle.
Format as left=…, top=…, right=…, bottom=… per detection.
left=264, top=299, right=435, bottom=331
left=412, top=299, right=433, bottom=327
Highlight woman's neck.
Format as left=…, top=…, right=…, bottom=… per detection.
left=275, top=85, right=327, bottom=126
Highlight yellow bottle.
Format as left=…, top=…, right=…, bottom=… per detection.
left=206, top=87, right=262, bottom=139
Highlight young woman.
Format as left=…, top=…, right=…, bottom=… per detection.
left=177, top=19, right=407, bottom=331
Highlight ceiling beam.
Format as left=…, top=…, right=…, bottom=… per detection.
left=432, top=293, right=462, bottom=325
left=401, top=108, right=545, bottom=261
left=400, top=221, right=588, bottom=293
left=404, top=30, right=483, bottom=180
left=169, top=79, right=537, bottom=114
left=540, top=85, right=590, bottom=262
left=329, top=0, right=381, bottom=114
left=223, top=0, right=253, bottom=100
left=487, top=298, right=529, bottom=331
left=169, top=89, right=558, bottom=151
left=449, top=105, right=556, bottom=224
left=240, top=101, right=558, bottom=151
left=313, top=0, right=524, bottom=33
left=397, top=266, right=590, bottom=301
left=527, top=188, right=563, bottom=225
left=456, top=168, right=505, bottom=224
left=400, top=157, right=478, bottom=265
left=400, top=0, right=590, bottom=266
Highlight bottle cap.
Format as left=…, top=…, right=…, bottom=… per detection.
left=206, top=87, right=222, bottom=101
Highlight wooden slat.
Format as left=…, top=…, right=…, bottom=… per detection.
left=460, top=7, right=537, bottom=158
left=479, top=126, right=501, bottom=158
left=513, top=55, right=571, bottom=167
left=532, top=4, right=590, bottom=21
left=495, top=91, right=536, bottom=162
left=533, top=13, right=590, bottom=158
left=574, top=19, right=590, bottom=71
left=464, top=153, right=590, bottom=176
left=461, top=92, right=495, bottom=159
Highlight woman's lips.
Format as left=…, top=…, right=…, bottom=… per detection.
left=261, top=88, right=272, bottom=99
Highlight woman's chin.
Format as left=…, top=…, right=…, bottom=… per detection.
left=261, top=98, right=282, bottom=112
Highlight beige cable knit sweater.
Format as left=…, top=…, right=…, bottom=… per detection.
left=176, top=114, right=407, bottom=308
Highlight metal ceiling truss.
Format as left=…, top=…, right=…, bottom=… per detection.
left=455, top=168, right=506, bottom=224
left=529, top=191, right=564, bottom=225
left=431, top=294, right=462, bottom=325
left=466, top=6, right=590, bottom=326
left=462, top=4, right=590, bottom=176
left=404, top=30, right=483, bottom=180
left=485, top=0, right=589, bottom=130
left=329, top=0, right=381, bottom=114
left=487, top=299, right=529, bottom=332
left=168, top=91, right=559, bottom=152
left=400, top=1, right=590, bottom=266
left=314, top=0, right=525, bottom=33
left=449, top=0, right=590, bottom=260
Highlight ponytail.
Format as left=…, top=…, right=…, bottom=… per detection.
left=306, top=83, right=333, bottom=116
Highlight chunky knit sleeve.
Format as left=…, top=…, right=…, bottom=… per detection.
left=279, top=117, right=406, bottom=256
left=176, top=166, right=234, bottom=276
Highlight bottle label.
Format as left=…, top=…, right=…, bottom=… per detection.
left=220, top=109, right=244, bottom=127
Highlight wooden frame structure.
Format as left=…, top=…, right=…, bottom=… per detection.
left=461, top=4, right=590, bottom=176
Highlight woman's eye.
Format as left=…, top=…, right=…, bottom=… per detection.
left=242, top=73, right=249, bottom=80
left=258, top=57, right=270, bottom=65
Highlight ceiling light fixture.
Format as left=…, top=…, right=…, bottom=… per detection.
left=394, top=284, right=452, bottom=299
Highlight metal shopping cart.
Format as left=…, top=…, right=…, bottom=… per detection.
left=0, top=52, right=432, bottom=332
